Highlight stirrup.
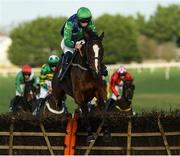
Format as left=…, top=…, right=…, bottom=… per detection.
left=59, top=73, right=64, bottom=81
left=58, top=69, right=64, bottom=81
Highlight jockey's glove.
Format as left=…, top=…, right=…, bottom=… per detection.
left=34, top=84, right=40, bottom=89
left=117, top=95, right=121, bottom=100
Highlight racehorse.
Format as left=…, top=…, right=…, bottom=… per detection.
left=114, top=80, right=135, bottom=114
left=39, top=94, right=67, bottom=117
left=52, top=30, right=108, bottom=142
left=10, top=81, right=38, bottom=113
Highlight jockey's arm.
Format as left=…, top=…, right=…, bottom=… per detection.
left=15, top=72, right=23, bottom=95
left=63, top=21, right=75, bottom=48
left=125, top=72, right=133, bottom=81
left=32, top=75, right=40, bottom=88
left=106, top=82, right=110, bottom=98
left=87, top=20, right=97, bottom=33
left=39, top=66, right=49, bottom=90
left=110, top=77, right=119, bottom=97
left=40, top=75, right=48, bottom=90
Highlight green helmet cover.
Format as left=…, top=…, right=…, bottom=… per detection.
left=48, top=55, right=60, bottom=65
left=77, top=7, right=92, bottom=20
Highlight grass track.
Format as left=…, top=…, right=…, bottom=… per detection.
left=0, top=67, right=180, bottom=113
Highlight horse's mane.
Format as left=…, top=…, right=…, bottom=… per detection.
left=84, top=28, right=99, bottom=41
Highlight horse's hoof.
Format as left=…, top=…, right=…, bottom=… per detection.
left=87, top=134, right=95, bottom=143
left=103, top=131, right=112, bottom=142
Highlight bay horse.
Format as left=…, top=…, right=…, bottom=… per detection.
left=52, top=30, right=107, bottom=142
left=114, top=80, right=135, bottom=114
left=10, top=81, right=38, bottom=113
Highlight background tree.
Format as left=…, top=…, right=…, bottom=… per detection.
left=143, top=4, right=180, bottom=44
left=95, top=14, right=142, bottom=63
left=8, top=16, right=66, bottom=67
left=8, top=4, right=180, bottom=66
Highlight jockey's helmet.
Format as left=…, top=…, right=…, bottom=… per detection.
left=117, top=66, right=126, bottom=76
left=22, top=64, right=32, bottom=75
left=48, top=55, right=60, bottom=66
left=77, top=7, right=92, bottom=23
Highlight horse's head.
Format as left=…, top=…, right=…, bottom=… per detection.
left=83, top=30, right=104, bottom=77
left=115, top=80, right=135, bottom=112
left=122, top=80, right=135, bottom=103
left=24, top=81, right=38, bottom=103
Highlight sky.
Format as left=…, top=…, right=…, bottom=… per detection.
left=1, top=0, right=180, bottom=27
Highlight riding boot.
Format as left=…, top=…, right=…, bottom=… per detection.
left=105, top=98, right=115, bottom=112
left=58, top=51, right=73, bottom=81
left=87, top=102, right=92, bottom=112
left=32, top=98, right=44, bottom=116
left=9, top=96, right=21, bottom=113
left=101, top=63, right=108, bottom=76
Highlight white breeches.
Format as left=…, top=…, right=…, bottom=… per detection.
left=111, top=85, right=123, bottom=100
left=61, top=39, right=74, bottom=54
left=39, top=80, right=51, bottom=99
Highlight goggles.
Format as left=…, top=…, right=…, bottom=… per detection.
left=23, top=73, right=31, bottom=76
left=79, top=17, right=91, bottom=23
left=119, top=73, right=125, bottom=76
left=50, top=64, right=57, bottom=68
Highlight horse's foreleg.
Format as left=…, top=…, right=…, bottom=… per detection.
left=96, top=88, right=112, bottom=142
left=81, top=102, right=95, bottom=142
left=95, top=87, right=107, bottom=111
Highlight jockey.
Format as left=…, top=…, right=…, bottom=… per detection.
left=39, top=55, right=60, bottom=95
left=9, top=64, right=40, bottom=112
left=110, top=66, right=133, bottom=100
left=36, top=55, right=61, bottom=108
left=108, top=66, right=133, bottom=108
left=15, top=64, right=40, bottom=96
left=58, top=7, right=108, bottom=80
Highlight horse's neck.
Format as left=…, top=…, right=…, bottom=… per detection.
left=73, top=50, right=87, bottom=67
left=122, top=86, right=127, bottom=96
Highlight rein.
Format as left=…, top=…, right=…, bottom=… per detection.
left=71, top=63, right=88, bottom=71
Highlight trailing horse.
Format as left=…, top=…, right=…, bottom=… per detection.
left=52, top=30, right=108, bottom=142
left=9, top=81, right=39, bottom=113
left=38, top=94, right=67, bottom=117
left=114, top=80, right=135, bottom=114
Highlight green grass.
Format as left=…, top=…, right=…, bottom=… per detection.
left=0, top=67, right=180, bottom=113
left=131, top=68, right=180, bottom=112
left=0, top=76, right=15, bottom=112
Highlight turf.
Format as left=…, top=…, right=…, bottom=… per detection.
left=0, top=67, right=179, bottom=113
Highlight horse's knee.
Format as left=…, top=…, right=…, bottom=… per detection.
left=74, top=92, right=84, bottom=105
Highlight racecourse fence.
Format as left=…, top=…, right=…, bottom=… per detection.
left=107, top=62, right=180, bottom=80
left=1, top=62, right=180, bottom=80
left=0, top=114, right=180, bottom=155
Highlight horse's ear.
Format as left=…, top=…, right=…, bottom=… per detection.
left=99, top=32, right=104, bottom=41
